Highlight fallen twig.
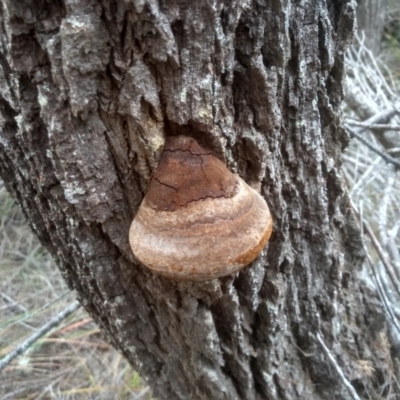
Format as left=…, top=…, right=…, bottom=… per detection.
left=0, top=301, right=81, bottom=373
left=363, top=244, right=400, bottom=335
left=315, top=332, right=362, bottom=400
left=346, top=121, right=400, bottom=131
left=351, top=200, right=400, bottom=298
left=2, top=291, right=70, bottom=330
left=345, top=125, right=400, bottom=168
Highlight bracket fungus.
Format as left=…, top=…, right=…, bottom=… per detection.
left=129, top=136, right=273, bottom=281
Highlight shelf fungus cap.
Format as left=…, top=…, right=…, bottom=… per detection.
left=129, top=136, right=273, bottom=281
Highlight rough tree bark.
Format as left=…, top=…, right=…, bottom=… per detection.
left=0, top=1, right=396, bottom=399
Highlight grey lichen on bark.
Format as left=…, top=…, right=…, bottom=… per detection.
left=0, top=0, right=396, bottom=399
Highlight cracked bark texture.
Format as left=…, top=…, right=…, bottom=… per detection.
left=0, top=1, right=396, bottom=399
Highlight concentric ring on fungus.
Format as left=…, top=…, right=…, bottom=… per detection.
left=129, top=135, right=273, bottom=281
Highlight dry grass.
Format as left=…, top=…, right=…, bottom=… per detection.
left=0, top=184, right=153, bottom=399
left=342, top=34, right=400, bottom=398
left=342, top=135, right=400, bottom=398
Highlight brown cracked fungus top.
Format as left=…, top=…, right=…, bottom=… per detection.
left=145, top=136, right=239, bottom=212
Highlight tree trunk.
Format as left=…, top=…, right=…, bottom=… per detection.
left=0, top=1, right=395, bottom=399
left=356, top=0, right=387, bottom=54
